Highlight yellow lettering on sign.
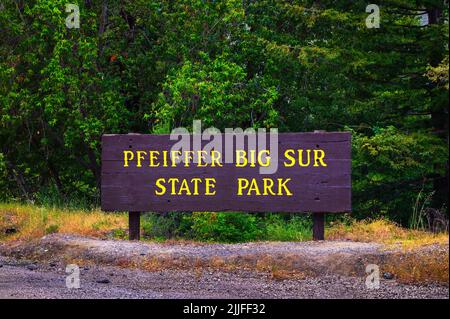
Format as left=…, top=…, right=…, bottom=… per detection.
left=153, top=178, right=216, bottom=196
left=258, top=150, right=271, bottom=167
left=136, top=151, right=147, bottom=167
left=263, top=178, right=276, bottom=195
left=123, top=150, right=134, bottom=167
left=237, top=178, right=249, bottom=195
left=314, top=149, right=327, bottom=167
left=184, top=151, right=194, bottom=167
left=283, top=149, right=327, bottom=167
left=170, top=151, right=182, bottom=167
left=155, top=178, right=166, bottom=195
left=237, top=178, right=293, bottom=196
left=149, top=151, right=160, bottom=167
left=299, top=149, right=311, bottom=167
left=190, top=178, right=202, bottom=195
left=236, top=150, right=247, bottom=167
left=205, top=178, right=216, bottom=195
left=278, top=178, right=293, bottom=196
left=210, top=150, right=223, bottom=167
left=197, top=151, right=208, bottom=167
left=248, top=178, right=261, bottom=195
left=168, top=178, right=180, bottom=194
left=178, top=178, right=192, bottom=195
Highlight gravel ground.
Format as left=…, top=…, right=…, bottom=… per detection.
left=0, top=256, right=448, bottom=299
left=35, top=234, right=385, bottom=258
left=0, top=235, right=448, bottom=299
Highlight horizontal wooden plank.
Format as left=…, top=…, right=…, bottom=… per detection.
left=101, top=133, right=351, bottom=161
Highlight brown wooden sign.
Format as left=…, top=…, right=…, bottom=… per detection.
left=101, top=132, right=351, bottom=214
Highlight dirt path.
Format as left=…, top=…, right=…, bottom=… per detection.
left=0, top=256, right=447, bottom=299
left=0, top=234, right=448, bottom=299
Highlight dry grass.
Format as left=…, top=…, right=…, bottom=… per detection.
left=255, top=254, right=309, bottom=280
left=384, top=250, right=449, bottom=285
left=134, top=253, right=310, bottom=281
left=3, top=203, right=447, bottom=250
left=95, top=251, right=311, bottom=281
left=0, top=202, right=127, bottom=241
left=1, top=203, right=448, bottom=284
left=327, top=218, right=449, bottom=250
left=327, top=219, right=449, bottom=285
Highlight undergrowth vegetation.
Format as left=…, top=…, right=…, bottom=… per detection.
left=0, top=203, right=127, bottom=241
left=141, top=212, right=312, bottom=242
left=327, top=218, right=448, bottom=249
left=0, top=1, right=448, bottom=225
left=1, top=203, right=448, bottom=284
left=1, top=203, right=447, bottom=248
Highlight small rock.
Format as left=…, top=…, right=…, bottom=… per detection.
left=140, top=253, right=146, bottom=256
left=109, top=273, right=114, bottom=276
left=5, top=227, right=17, bottom=234
left=84, top=266, right=90, bottom=271
left=49, top=262, right=57, bottom=267
left=0, top=264, right=3, bottom=268
left=27, top=264, right=38, bottom=271
left=383, top=272, right=395, bottom=280
left=96, top=278, right=110, bottom=284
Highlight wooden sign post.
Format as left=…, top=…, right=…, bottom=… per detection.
left=313, top=212, right=325, bottom=241
left=128, top=211, right=141, bottom=240
left=101, top=132, right=351, bottom=241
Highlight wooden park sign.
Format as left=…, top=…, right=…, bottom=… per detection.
left=101, top=131, right=351, bottom=240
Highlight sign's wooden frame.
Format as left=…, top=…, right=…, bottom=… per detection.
left=101, top=131, right=351, bottom=240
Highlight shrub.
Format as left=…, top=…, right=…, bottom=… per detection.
left=110, top=228, right=128, bottom=240
left=45, top=224, right=59, bottom=234
left=265, top=214, right=312, bottom=241
left=34, top=185, right=97, bottom=210
left=187, top=212, right=261, bottom=243
left=142, top=212, right=193, bottom=239
left=352, top=127, right=448, bottom=224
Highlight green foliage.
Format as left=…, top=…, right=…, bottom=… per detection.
left=0, top=0, right=448, bottom=225
left=427, top=56, right=449, bottom=90
left=45, top=224, right=59, bottom=234
left=34, top=184, right=96, bottom=210
left=264, top=214, right=312, bottom=241
left=1, top=0, right=130, bottom=202
left=142, top=212, right=192, bottom=239
left=142, top=212, right=313, bottom=242
left=111, top=228, right=128, bottom=240
left=151, top=53, right=279, bottom=130
left=352, top=127, right=448, bottom=223
left=187, top=212, right=261, bottom=243
left=410, top=190, right=435, bottom=231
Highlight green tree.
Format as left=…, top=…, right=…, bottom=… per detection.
left=0, top=0, right=448, bottom=224
left=151, top=52, right=279, bottom=131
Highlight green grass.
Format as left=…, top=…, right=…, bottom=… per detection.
left=264, top=214, right=312, bottom=241
left=140, top=212, right=313, bottom=242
